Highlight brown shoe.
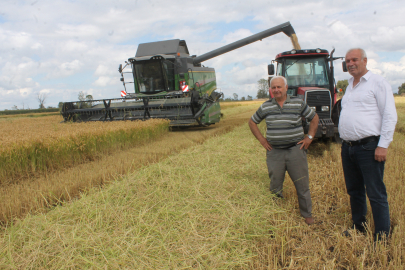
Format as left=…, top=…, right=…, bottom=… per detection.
left=305, top=217, right=314, bottom=225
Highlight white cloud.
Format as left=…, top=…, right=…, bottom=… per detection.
left=55, top=24, right=102, bottom=39
left=370, top=26, right=405, bottom=51
left=94, top=64, right=116, bottom=76
left=93, top=76, right=119, bottom=87
left=46, top=60, right=83, bottom=79
left=1, top=0, right=405, bottom=109
left=61, top=40, right=89, bottom=53
left=31, top=42, right=43, bottom=50
left=19, top=88, right=33, bottom=96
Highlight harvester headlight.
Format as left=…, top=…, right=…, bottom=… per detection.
left=316, top=48, right=321, bottom=53
left=310, top=106, right=316, bottom=111
left=321, top=106, right=329, bottom=111
left=290, top=49, right=297, bottom=54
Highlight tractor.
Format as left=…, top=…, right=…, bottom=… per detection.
left=267, top=48, right=343, bottom=141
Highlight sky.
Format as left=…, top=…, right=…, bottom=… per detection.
left=1, top=0, right=405, bottom=110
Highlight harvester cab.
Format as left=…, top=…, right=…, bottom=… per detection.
left=61, top=21, right=301, bottom=127
left=267, top=48, right=344, bottom=141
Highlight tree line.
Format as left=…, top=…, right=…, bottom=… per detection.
left=336, top=79, right=404, bottom=95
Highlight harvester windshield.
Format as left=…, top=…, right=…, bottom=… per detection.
left=281, top=57, right=329, bottom=94
left=133, top=59, right=175, bottom=93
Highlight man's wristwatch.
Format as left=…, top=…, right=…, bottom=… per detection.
left=307, top=135, right=313, bottom=140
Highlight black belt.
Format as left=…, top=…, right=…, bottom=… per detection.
left=343, top=136, right=380, bottom=147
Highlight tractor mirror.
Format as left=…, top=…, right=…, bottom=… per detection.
left=118, top=64, right=123, bottom=73
left=342, top=61, right=347, bottom=72
left=268, top=64, right=275, bottom=75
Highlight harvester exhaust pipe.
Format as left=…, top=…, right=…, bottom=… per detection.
left=193, top=21, right=300, bottom=65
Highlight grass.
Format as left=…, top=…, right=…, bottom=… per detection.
left=0, top=119, right=283, bottom=268
left=0, top=98, right=403, bottom=268
left=0, top=102, right=262, bottom=225
left=1, top=117, right=404, bottom=268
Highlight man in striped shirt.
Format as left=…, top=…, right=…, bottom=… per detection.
left=249, top=76, right=319, bottom=225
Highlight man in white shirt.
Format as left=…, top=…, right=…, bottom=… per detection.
left=338, top=48, right=397, bottom=241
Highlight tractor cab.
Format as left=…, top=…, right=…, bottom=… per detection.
left=268, top=48, right=343, bottom=140
left=268, top=49, right=332, bottom=98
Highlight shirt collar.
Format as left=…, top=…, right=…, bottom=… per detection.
left=271, top=95, right=290, bottom=104
left=363, top=70, right=372, bottom=80
left=349, top=70, right=372, bottom=83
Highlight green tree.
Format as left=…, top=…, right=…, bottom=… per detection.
left=398, top=82, right=405, bottom=95
left=78, top=92, right=93, bottom=102
left=247, top=95, right=253, bottom=101
left=233, top=93, right=239, bottom=101
left=336, top=79, right=349, bottom=94
left=241, top=96, right=246, bottom=101
left=257, top=78, right=269, bottom=99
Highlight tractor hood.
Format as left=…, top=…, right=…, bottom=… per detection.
left=297, top=86, right=329, bottom=96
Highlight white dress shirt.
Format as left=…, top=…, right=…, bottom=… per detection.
left=338, top=71, right=397, bottom=148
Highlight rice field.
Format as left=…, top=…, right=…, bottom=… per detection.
left=395, top=96, right=405, bottom=133
left=0, top=98, right=403, bottom=268
left=0, top=116, right=170, bottom=184
left=0, top=102, right=262, bottom=225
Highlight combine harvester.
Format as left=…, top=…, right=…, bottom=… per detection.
left=61, top=22, right=301, bottom=127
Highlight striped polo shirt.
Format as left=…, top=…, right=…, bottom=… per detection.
left=251, top=95, right=316, bottom=148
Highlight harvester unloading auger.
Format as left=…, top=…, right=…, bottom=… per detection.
left=61, top=21, right=300, bottom=126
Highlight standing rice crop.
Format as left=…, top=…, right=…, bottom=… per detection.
left=0, top=116, right=169, bottom=184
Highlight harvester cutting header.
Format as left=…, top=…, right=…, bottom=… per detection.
left=61, top=22, right=300, bottom=126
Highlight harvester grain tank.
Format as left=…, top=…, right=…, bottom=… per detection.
left=61, top=22, right=300, bottom=127
left=267, top=48, right=343, bottom=141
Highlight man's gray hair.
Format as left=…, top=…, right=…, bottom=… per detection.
left=346, top=48, right=367, bottom=60
left=270, top=76, right=287, bottom=86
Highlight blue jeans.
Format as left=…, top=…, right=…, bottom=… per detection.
left=341, top=140, right=390, bottom=237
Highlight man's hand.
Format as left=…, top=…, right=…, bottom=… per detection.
left=297, top=137, right=313, bottom=150
left=259, top=137, right=272, bottom=151
left=248, top=119, right=272, bottom=151
left=299, top=113, right=318, bottom=150
left=375, top=147, right=388, bottom=162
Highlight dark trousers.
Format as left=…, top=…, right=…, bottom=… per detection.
left=341, top=140, right=390, bottom=237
